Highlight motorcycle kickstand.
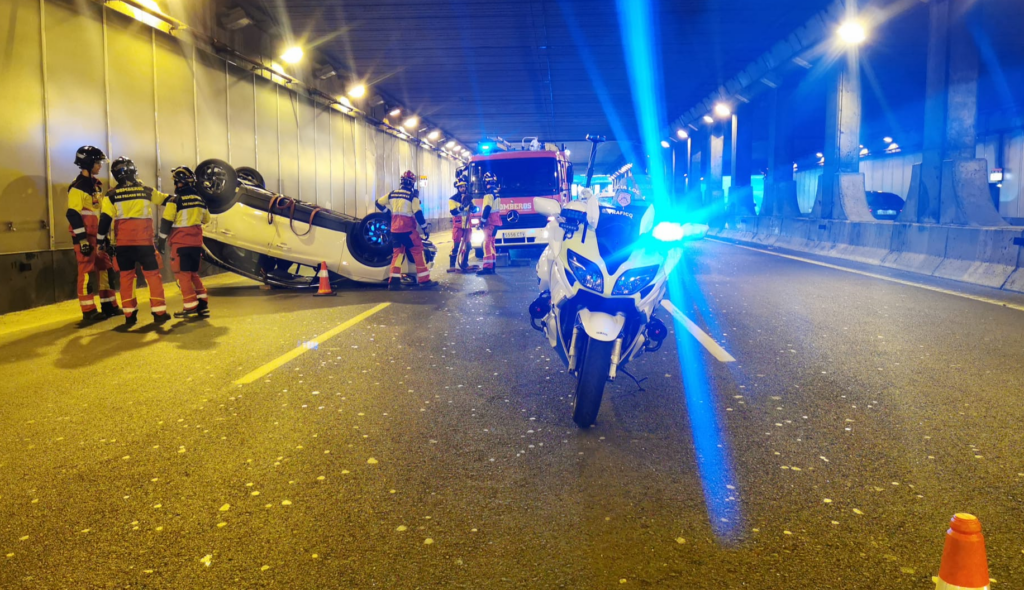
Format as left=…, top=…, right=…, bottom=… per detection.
left=619, top=367, right=648, bottom=393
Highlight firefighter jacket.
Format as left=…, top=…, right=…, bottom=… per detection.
left=480, top=190, right=503, bottom=226
left=159, top=188, right=211, bottom=248
left=66, top=174, right=103, bottom=240
left=449, top=192, right=470, bottom=224
left=376, top=188, right=427, bottom=233
left=97, top=182, right=169, bottom=246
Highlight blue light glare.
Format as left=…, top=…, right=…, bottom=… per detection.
left=617, top=0, right=742, bottom=542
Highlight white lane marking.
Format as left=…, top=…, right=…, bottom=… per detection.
left=715, top=239, right=1024, bottom=313
left=661, top=300, right=736, bottom=363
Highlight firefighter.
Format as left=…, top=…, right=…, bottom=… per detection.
left=66, top=146, right=120, bottom=323
left=448, top=178, right=470, bottom=270
left=476, top=171, right=502, bottom=275
left=157, top=167, right=211, bottom=319
left=96, top=157, right=171, bottom=327
left=375, top=170, right=435, bottom=290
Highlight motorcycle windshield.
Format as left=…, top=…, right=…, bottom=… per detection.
left=595, top=206, right=645, bottom=275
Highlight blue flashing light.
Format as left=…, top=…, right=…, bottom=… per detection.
left=479, top=142, right=495, bottom=153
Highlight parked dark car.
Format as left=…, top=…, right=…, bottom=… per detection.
left=866, top=191, right=905, bottom=221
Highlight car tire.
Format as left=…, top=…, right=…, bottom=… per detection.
left=195, top=159, right=239, bottom=214
left=237, top=167, right=266, bottom=190
left=346, top=211, right=394, bottom=268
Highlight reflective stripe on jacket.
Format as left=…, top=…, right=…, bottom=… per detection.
left=162, top=192, right=211, bottom=247
left=100, top=183, right=168, bottom=246
left=67, top=175, right=103, bottom=236
left=376, top=188, right=423, bottom=233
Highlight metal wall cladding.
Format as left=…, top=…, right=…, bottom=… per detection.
left=331, top=112, right=355, bottom=216
left=859, top=152, right=923, bottom=199
left=45, top=0, right=106, bottom=250
left=278, top=92, right=300, bottom=198
left=254, top=77, right=281, bottom=193
left=227, top=65, right=256, bottom=170
left=314, top=105, right=332, bottom=210
left=0, top=0, right=48, bottom=253
left=353, top=120, right=368, bottom=218
left=297, top=96, right=318, bottom=204
left=107, top=14, right=157, bottom=188
left=195, top=50, right=228, bottom=163
left=154, top=34, right=196, bottom=192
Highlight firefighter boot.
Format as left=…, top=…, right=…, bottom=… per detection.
left=101, top=301, right=121, bottom=318
left=416, top=280, right=439, bottom=290
left=387, top=279, right=402, bottom=291
left=173, top=308, right=198, bottom=319
left=449, top=254, right=457, bottom=269
left=476, top=268, right=496, bottom=276
left=153, top=312, right=171, bottom=326
left=124, top=310, right=139, bottom=328
left=196, top=299, right=210, bottom=319
left=79, top=309, right=104, bottom=326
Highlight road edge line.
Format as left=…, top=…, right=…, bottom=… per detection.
left=661, top=300, right=736, bottom=363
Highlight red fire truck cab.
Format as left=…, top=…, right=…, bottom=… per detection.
left=467, top=145, right=573, bottom=253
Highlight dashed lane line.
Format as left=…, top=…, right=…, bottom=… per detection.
left=715, top=240, right=1024, bottom=313
left=234, top=302, right=391, bottom=385
left=660, top=300, right=736, bottom=363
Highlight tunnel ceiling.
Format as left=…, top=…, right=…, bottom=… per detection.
left=241, top=0, right=836, bottom=148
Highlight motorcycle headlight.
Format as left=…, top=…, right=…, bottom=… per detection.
left=612, top=265, right=660, bottom=296
left=566, top=250, right=604, bottom=292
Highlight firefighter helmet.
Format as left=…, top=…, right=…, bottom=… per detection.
left=455, top=179, right=467, bottom=189
left=483, top=171, right=498, bottom=189
left=110, top=157, right=138, bottom=185
left=400, top=170, right=416, bottom=189
left=74, top=146, right=107, bottom=170
left=171, top=166, right=196, bottom=187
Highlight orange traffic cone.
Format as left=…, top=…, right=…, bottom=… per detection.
left=313, top=262, right=336, bottom=297
left=935, top=513, right=990, bottom=590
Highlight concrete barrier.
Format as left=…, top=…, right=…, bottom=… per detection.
left=933, top=226, right=1021, bottom=288
left=882, top=223, right=948, bottom=275
left=710, top=214, right=1024, bottom=294
left=824, top=221, right=894, bottom=265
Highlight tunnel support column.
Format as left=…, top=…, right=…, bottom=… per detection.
left=815, top=59, right=871, bottom=221
left=762, top=88, right=799, bottom=217
left=705, top=122, right=726, bottom=216
left=899, top=0, right=1006, bottom=226
left=728, top=112, right=756, bottom=215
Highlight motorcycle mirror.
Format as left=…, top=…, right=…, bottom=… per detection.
left=585, top=192, right=600, bottom=229
left=533, top=197, right=561, bottom=217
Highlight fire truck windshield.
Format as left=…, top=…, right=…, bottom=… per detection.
left=471, top=158, right=560, bottom=198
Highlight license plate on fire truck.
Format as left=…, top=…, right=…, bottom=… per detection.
left=502, top=231, right=526, bottom=239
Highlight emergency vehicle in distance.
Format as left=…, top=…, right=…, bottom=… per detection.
left=466, top=138, right=573, bottom=255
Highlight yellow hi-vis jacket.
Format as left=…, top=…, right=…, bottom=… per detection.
left=160, top=190, right=211, bottom=248
left=376, top=188, right=427, bottom=233
left=97, top=183, right=169, bottom=246
left=480, top=191, right=503, bottom=226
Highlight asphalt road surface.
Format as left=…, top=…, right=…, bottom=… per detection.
left=1, top=237, right=1022, bottom=589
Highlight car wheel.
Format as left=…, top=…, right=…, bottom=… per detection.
left=346, top=212, right=394, bottom=268
left=237, top=167, right=266, bottom=190
left=195, top=159, right=239, bottom=214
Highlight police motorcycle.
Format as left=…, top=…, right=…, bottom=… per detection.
left=527, top=137, right=706, bottom=428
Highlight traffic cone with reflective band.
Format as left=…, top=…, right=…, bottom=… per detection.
left=935, top=513, right=990, bottom=590
left=313, top=262, right=336, bottom=297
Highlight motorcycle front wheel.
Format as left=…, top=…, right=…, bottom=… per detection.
left=572, top=336, right=613, bottom=428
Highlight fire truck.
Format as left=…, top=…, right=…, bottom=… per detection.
left=466, top=139, right=573, bottom=254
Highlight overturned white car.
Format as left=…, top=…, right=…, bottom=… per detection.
left=193, top=159, right=436, bottom=289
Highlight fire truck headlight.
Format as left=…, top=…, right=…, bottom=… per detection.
left=471, top=229, right=485, bottom=247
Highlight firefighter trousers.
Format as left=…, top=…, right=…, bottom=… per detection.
left=115, top=245, right=166, bottom=317
left=481, top=225, right=498, bottom=269
left=170, top=245, right=207, bottom=311
left=75, top=236, right=116, bottom=313
left=390, top=231, right=430, bottom=284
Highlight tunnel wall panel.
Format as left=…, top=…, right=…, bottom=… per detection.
left=227, top=66, right=257, bottom=170
left=0, top=1, right=457, bottom=314
left=0, top=0, right=48, bottom=254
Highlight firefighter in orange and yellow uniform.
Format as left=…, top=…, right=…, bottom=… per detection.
left=157, top=166, right=211, bottom=319
left=476, top=171, right=502, bottom=275
left=376, top=170, right=435, bottom=290
left=97, top=157, right=171, bottom=327
left=66, top=146, right=120, bottom=323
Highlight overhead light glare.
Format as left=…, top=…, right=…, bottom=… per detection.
left=713, top=103, right=732, bottom=118
left=677, top=129, right=688, bottom=139
left=660, top=140, right=671, bottom=149
left=703, top=115, right=714, bottom=124
left=402, top=116, right=419, bottom=129
left=280, top=46, right=304, bottom=64
left=838, top=20, right=867, bottom=46
left=347, top=84, right=366, bottom=99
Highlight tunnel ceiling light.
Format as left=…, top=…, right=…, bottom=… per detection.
left=280, top=46, right=304, bottom=64
left=702, top=115, right=714, bottom=124
left=347, top=84, right=367, bottom=99
left=445, top=140, right=456, bottom=149
left=402, top=116, right=419, bottom=129
left=837, top=20, right=867, bottom=46
left=660, top=140, right=671, bottom=149
left=676, top=129, right=689, bottom=139
left=816, top=152, right=824, bottom=158
left=860, top=147, right=870, bottom=156
left=565, top=149, right=571, bottom=157
left=883, top=136, right=893, bottom=144
left=713, top=103, right=732, bottom=118
left=887, top=143, right=900, bottom=152
left=428, top=130, right=441, bottom=141
left=389, top=107, right=402, bottom=117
